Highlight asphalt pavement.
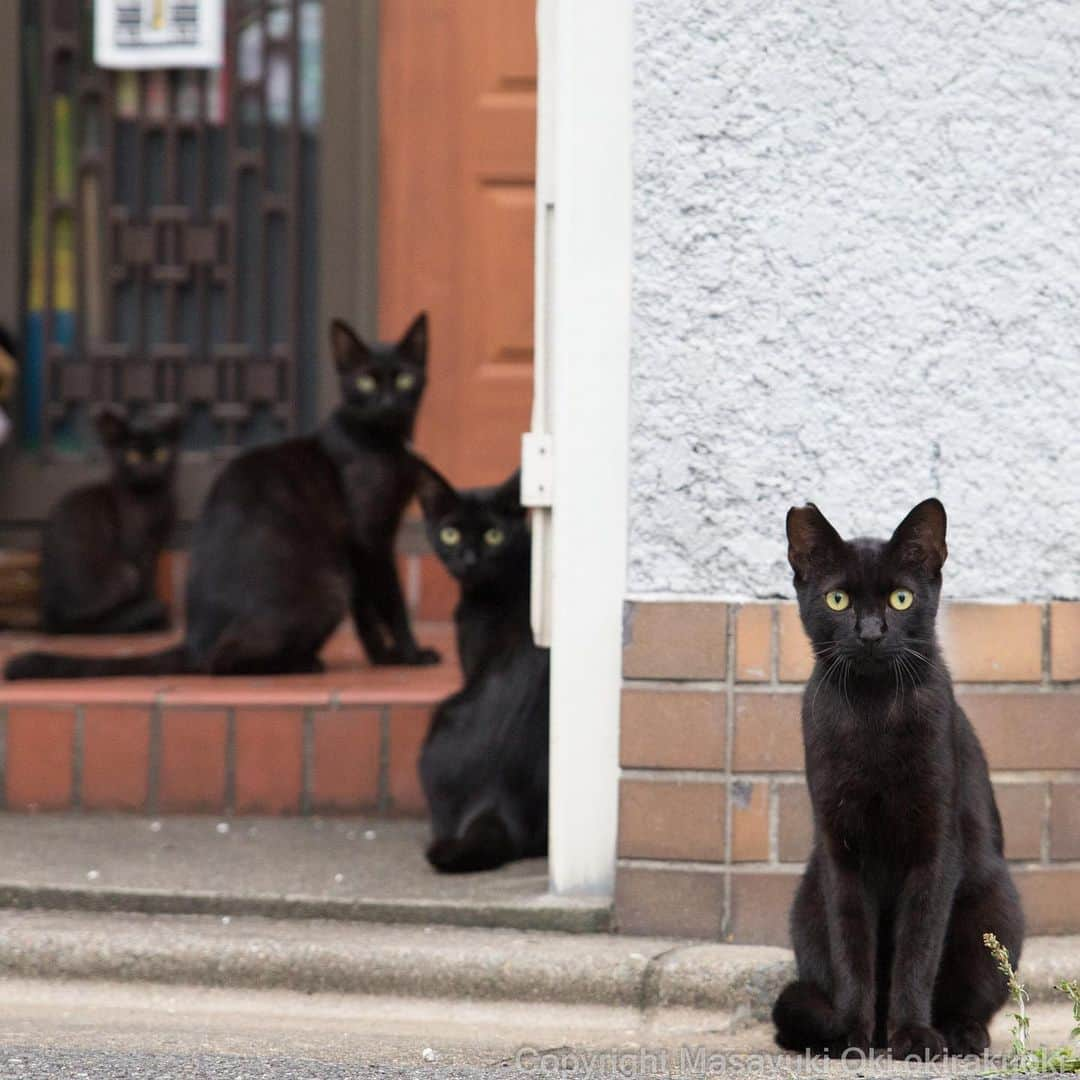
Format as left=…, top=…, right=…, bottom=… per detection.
left=0, top=977, right=1076, bottom=1080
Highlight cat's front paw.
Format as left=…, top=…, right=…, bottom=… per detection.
left=889, top=1023, right=946, bottom=1061
left=407, top=646, right=441, bottom=666
left=938, top=1018, right=990, bottom=1057
left=375, top=645, right=442, bottom=666
left=837, top=1027, right=873, bottom=1057
left=139, top=602, right=171, bottom=632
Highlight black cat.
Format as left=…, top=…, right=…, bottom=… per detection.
left=772, top=499, right=1023, bottom=1060
left=6, top=315, right=439, bottom=679
left=40, top=406, right=180, bottom=634
left=414, top=461, right=549, bottom=873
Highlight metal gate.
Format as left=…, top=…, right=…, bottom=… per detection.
left=21, top=0, right=321, bottom=457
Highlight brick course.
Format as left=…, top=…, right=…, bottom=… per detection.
left=618, top=777, right=726, bottom=862
left=619, top=599, right=1080, bottom=945
left=732, top=694, right=802, bottom=772
left=4, top=706, right=76, bottom=811
left=615, top=863, right=725, bottom=939
left=734, top=604, right=772, bottom=683
left=1051, top=602, right=1080, bottom=682
left=993, top=782, right=1046, bottom=862
left=234, top=709, right=304, bottom=814
left=941, top=603, right=1044, bottom=682
left=777, top=605, right=814, bottom=682
left=311, top=708, right=381, bottom=813
left=387, top=706, right=432, bottom=816
left=158, top=708, right=229, bottom=812
left=1049, top=782, right=1080, bottom=861
left=730, top=779, right=769, bottom=862
left=623, top=602, right=729, bottom=680
left=81, top=706, right=151, bottom=812
left=620, top=689, right=725, bottom=770
left=777, top=782, right=812, bottom=864
left=961, top=693, right=1080, bottom=770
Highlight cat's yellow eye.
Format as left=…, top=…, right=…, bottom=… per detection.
left=354, top=373, right=377, bottom=394
left=395, top=372, right=416, bottom=392
left=153, top=447, right=170, bottom=464
left=439, top=526, right=461, bottom=547
left=484, top=527, right=504, bottom=547
left=889, top=588, right=914, bottom=611
left=125, top=448, right=142, bottom=465
left=825, top=590, right=850, bottom=612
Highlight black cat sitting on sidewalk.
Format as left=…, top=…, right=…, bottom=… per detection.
left=772, top=499, right=1023, bottom=1060
left=414, top=461, right=549, bottom=873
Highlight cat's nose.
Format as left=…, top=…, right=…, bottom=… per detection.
left=858, top=616, right=884, bottom=645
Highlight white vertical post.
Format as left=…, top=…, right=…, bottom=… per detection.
left=531, top=0, right=632, bottom=896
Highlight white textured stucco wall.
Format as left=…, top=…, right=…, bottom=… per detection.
left=630, top=0, right=1080, bottom=600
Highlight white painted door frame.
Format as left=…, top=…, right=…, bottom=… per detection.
left=525, top=0, right=632, bottom=895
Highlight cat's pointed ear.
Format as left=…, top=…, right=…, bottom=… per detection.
left=889, top=498, right=948, bottom=576
left=414, top=456, right=458, bottom=522
left=330, top=319, right=371, bottom=373
left=492, top=469, right=521, bottom=512
left=95, top=404, right=129, bottom=448
left=154, top=404, right=184, bottom=444
left=786, top=503, right=845, bottom=580
left=398, top=312, right=428, bottom=368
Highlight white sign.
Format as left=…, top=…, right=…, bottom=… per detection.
left=94, top=0, right=224, bottom=70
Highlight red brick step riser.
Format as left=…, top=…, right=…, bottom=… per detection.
left=0, top=703, right=432, bottom=817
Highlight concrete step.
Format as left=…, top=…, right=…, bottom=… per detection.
left=0, top=623, right=459, bottom=817
left=0, top=908, right=1072, bottom=1028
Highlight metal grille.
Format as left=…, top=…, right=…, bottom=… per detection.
left=23, top=0, right=321, bottom=454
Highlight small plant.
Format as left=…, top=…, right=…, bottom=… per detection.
left=983, top=932, right=1080, bottom=1074
left=1062, top=980, right=1080, bottom=1042
left=985, top=932, right=1030, bottom=1060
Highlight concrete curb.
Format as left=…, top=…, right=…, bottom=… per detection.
left=0, top=882, right=612, bottom=934
left=0, top=909, right=788, bottom=1019
left=0, top=910, right=1072, bottom=1021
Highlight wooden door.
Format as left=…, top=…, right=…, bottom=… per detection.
left=378, top=0, right=536, bottom=489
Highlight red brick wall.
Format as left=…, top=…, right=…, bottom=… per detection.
left=617, top=600, right=1080, bottom=944
left=0, top=703, right=432, bottom=817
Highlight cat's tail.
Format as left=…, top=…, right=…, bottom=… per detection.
left=772, top=980, right=845, bottom=1054
left=426, top=809, right=518, bottom=874
left=4, top=644, right=192, bottom=681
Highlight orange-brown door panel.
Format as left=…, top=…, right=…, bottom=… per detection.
left=379, top=0, right=536, bottom=490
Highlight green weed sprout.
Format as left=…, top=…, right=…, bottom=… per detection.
left=983, top=932, right=1080, bottom=1073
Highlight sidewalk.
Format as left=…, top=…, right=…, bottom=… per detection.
left=0, top=815, right=783, bottom=1024
left=0, top=813, right=607, bottom=932
left=0, top=814, right=1072, bottom=1028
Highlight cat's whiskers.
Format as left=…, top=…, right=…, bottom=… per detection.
left=890, top=657, right=904, bottom=717
left=900, top=644, right=949, bottom=684
left=893, top=652, right=918, bottom=718
left=809, top=652, right=846, bottom=717
left=811, top=640, right=844, bottom=662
